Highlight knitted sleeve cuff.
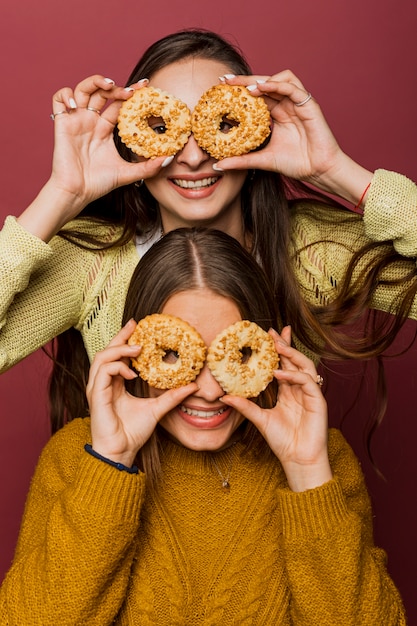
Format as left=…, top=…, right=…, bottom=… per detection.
left=1, top=216, right=52, bottom=271
left=364, top=169, right=417, bottom=257
left=277, top=478, right=351, bottom=539
left=85, top=443, right=139, bottom=474
left=66, top=448, right=145, bottom=523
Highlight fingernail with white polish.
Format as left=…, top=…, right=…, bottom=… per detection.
left=124, top=87, right=135, bottom=92
left=161, top=156, right=174, bottom=168
left=137, top=78, right=149, bottom=85
left=69, top=98, right=77, bottom=109
left=212, top=163, right=224, bottom=171
left=256, top=79, right=266, bottom=84
left=223, top=74, right=235, bottom=79
left=246, top=84, right=257, bottom=92
left=104, top=78, right=115, bottom=84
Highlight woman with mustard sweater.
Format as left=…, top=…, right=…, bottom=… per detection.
left=0, top=229, right=406, bottom=625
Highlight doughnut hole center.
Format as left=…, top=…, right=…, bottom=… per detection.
left=162, top=349, right=179, bottom=364
left=240, top=346, right=252, bottom=364
left=219, top=115, right=239, bottom=134
left=148, top=115, right=167, bottom=135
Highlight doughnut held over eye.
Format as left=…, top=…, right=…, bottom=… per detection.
left=127, top=314, right=207, bottom=389
left=207, top=320, right=279, bottom=397
left=191, top=84, right=271, bottom=160
left=117, top=86, right=192, bottom=158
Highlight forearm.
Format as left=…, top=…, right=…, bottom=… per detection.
left=308, top=151, right=373, bottom=208
left=17, top=179, right=89, bottom=243
left=0, top=216, right=85, bottom=372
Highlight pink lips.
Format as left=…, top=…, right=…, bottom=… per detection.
left=168, top=175, right=221, bottom=199
left=177, top=404, right=232, bottom=429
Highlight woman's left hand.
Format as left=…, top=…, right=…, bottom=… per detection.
left=221, top=326, right=333, bottom=492
left=215, top=71, right=372, bottom=205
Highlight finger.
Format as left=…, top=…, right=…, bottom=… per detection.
left=52, top=87, right=78, bottom=116
left=70, top=75, right=118, bottom=108
left=265, top=69, right=306, bottom=90
left=255, top=80, right=315, bottom=110
left=274, top=367, right=319, bottom=388
left=87, top=320, right=139, bottom=386
left=87, top=81, right=150, bottom=118
left=220, top=395, right=266, bottom=432
left=219, top=73, right=272, bottom=86
left=269, top=327, right=297, bottom=372
left=151, top=383, right=199, bottom=421
left=86, top=359, right=138, bottom=405
left=269, top=328, right=318, bottom=380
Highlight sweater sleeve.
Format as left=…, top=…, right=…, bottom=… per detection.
left=291, top=169, right=417, bottom=321
left=0, top=216, right=85, bottom=371
left=364, top=168, right=417, bottom=257
left=0, top=419, right=146, bottom=626
left=0, top=216, right=132, bottom=372
left=277, top=429, right=406, bottom=626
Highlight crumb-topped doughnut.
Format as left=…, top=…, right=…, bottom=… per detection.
left=117, top=86, right=192, bottom=158
left=128, top=313, right=206, bottom=389
left=191, top=84, right=271, bottom=159
left=207, top=320, right=278, bottom=397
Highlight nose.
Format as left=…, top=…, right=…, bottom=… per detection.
left=194, top=362, right=225, bottom=402
left=176, top=133, right=211, bottom=169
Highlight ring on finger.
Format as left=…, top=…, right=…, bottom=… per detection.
left=316, top=374, right=324, bottom=387
left=50, top=110, right=68, bottom=121
left=86, top=106, right=101, bottom=114
left=294, top=92, right=312, bottom=107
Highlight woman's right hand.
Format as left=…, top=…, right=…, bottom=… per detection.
left=17, top=75, right=170, bottom=242
left=86, top=319, right=198, bottom=469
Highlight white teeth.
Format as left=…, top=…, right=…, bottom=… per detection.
left=172, top=177, right=218, bottom=189
left=181, top=405, right=226, bottom=418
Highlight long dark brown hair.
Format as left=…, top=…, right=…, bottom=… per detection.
left=122, top=227, right=279, bottom=482
left=49, top=28, right=417, bottom=445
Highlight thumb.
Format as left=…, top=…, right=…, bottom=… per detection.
left=152, top=383, right=199, bottom=421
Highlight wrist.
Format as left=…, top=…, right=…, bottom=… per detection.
left=17, top=180, right=88, bottom=242
left=308, top=153, right=373, bottom=207
left=85, top=444, right=138, bottom=474
left=283, top=458, right=333, bottom=493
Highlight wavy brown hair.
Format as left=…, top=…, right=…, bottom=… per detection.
left=118, top=227, right=279, bottom=483
left=49, top=29, right=417, bottom=447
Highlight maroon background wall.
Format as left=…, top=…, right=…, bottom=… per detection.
left=1, top=0, right=416, bottom=621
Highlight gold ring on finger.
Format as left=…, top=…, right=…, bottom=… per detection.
left=50, top=110, right=68, bottom=120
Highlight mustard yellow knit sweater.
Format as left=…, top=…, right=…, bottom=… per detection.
left=1, top=169, right=417, bottom=371
left=0, top=418, right=406, bottom=625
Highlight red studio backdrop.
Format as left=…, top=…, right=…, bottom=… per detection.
left=1, top=0, right=417, bottom=621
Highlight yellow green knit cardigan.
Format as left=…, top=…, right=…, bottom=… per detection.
left=1, top=169, right=417, bottom=371
left=0, top=418, right=407, bottom=625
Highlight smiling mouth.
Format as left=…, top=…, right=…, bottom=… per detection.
left=181, top=405, right=227, bottom=419
left=172, top=177, right=219, bottom=189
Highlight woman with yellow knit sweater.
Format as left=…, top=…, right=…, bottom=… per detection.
left=0, top=228, right=406, bottom=625
left=1, top=29, right=417, bottom=431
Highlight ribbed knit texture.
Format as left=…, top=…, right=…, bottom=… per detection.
left=1, top=169, right=417, bottom=372
left=0, top=419, right=406, bottom=625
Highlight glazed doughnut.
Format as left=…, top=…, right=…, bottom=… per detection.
left=128, top=313, right=207, bottom=389
left=207, top=320, right=278, bottom=397
left=191, top=84, right=271, bottom=159
left=117, top=86, right=192, bottom=158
